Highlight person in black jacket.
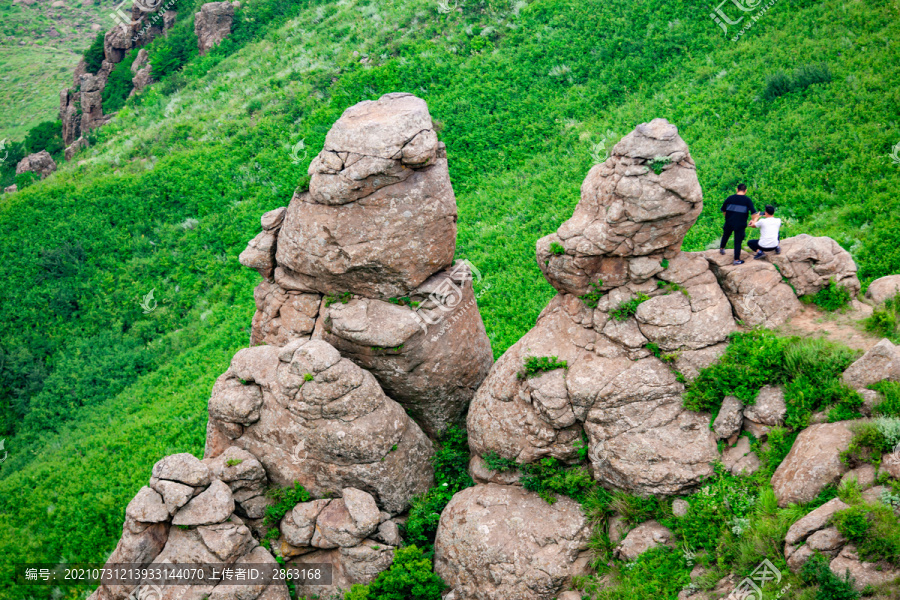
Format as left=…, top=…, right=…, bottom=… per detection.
left=719, top=184, right=756, bottom=265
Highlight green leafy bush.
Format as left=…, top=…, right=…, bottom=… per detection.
left=149, top=18, right=199, bottom=79
left=832, top=502, right=900, bottom=565
left=82, top=32, right=106, bottom=74
left=101, top=51, right=136, bottom=114
left=648, top=156, right=671, bottom=174
left=800, top=554, right=859, bottom=600
left=518, top=355, right=568, bottom=379
left=550, top=241, right=566, bottom=255
left=610, top=292, right=650, bottom=321
left=344, top=546, right=444, bottom=600
left=404, top=426, right=473, bottom=549
left=24, top=120, right=64, bottom=156
left=14, top=171, right=40, bottom=189
left=263, top=482, right=310, bottom=529
left=864, top=292, right=900, bottom=341
left=519, top=458, right=595, bottom=504
left=763, top=62, right=832, bottom=101
left=804, top=279, right=852, bottom=311
left=870, top=380, right=900, bottom=417
left=579, top=278, right=605, bottom=308
left=481, top=451, right=518, bottom=472
left=840, top=421, right=893, bottom=466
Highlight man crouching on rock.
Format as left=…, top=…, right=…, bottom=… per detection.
left=719, top=183, right=755, bottom=265
left=748, top=204, right=782, bottom=259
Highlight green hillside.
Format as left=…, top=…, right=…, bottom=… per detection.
left=1, top=0, right=899, bottom=597
left=0, top=0, right=121, bottom=137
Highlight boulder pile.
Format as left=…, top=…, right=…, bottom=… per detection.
left=90, top=93, right=493, bottom=599
left=90, top=103, right=878, bottom=600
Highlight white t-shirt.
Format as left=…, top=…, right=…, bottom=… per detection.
left=756, top=217, right=782, bottom=248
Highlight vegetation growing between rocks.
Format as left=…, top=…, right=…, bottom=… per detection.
left=517, top=355, right=568, bottom=379
left=864, top=292, right=900, bottom=342
left=101, top=51, right=137, bottom=114
left=609, top=293, right=650, bottom=321
left=802, top=278, right=853, bottom=312
left=683, top=331, right=861, bottom=427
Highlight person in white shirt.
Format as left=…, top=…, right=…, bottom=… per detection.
left=748, top=204, right=782, bottom=259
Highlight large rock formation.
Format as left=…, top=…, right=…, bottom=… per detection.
left=434, top=484, right=591, bottom=600
left=204, top=339, right=434, bottom=514
left=770, top=234, right=861, bottom=297
left=276, top=93, right=457, bottom=297
left=195, top=2, right=236, bottom=55
left=16, top=151, right=57, bottom=179
left=88, top=451, right=290, bottom=600
left=238, top=93, right=493, bottom=435
left=866, top=274, right=900, bottom=305
left=536, top=118, right=703, bottom=296
left=468, top=119, right=721, bottom=497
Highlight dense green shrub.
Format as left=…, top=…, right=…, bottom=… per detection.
left=24, top=120, right=64, bottom=156
left=864, top=292, right=900, bottom=341
left=13, top=171, right=40, bottom=189
left=149, top=18, right=198, bottom=79
left=832, top=502, right=900, bottom=565
left=404, top=426, right=472, bottom=549
left=684, top=332, right=860, bottom=427
left=762, top=62, right=832, bottom=101
left=101, top=51, right=136, bottom=114
left=344, top=546, right=444, bottom=600
left=82, top=32, right=106, bottom=74
left=800, top=554, right=859, bottom=600
left=804, top=279, right=852, bottom=311
left=870, top=381, right=900, bottom=417
left=520, top=458, right=595, bottom=504
left=840, top=420, right=896, bottom=466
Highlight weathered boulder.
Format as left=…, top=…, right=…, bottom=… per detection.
left=635, top=253, right=736, bottom=351
left=771, top=423, right=854, bottom=507
left=829, top=545, right=900, bottom=591
left=743, top=385, right=786, bottom=426
left=865, top=274, right=900, bottom=305
left=468, top=291, right=718, bottom=495
left=130, top=49, right=153, bottom=93
left=15, top=151, right=57, bottom=179
left=713, top=396, right=743, bottom=440
left=240, top=207, right=287, bottom=280
left=103, top=24, right=133, bottom=64
left=785, top=497, right=849, bottom=546
left=537, top=118, right=703, bottom=296
left=60, top=88, right=80, bottom=146
left=842, top=338, right=900, bottom=390
left=275, top=93, right=457, bottom=297
left=125, top=487, right=170, bottom=524
left=615, top=520, right=672, bottom=561
left=722, top=436, right=760, bottom=476
left=287, top=543, right=395, bottom=598
left=770, top=234, right=861, bottom=297
left=171, top=479, right=234, bottom=526
left=204, top=340, right=434, bottom=514
left=705, top=250, right=802, bottom=328
left=839, top=464, right=877, bottom=490
left=319, top=262, right=493, bottom=436
left=195, top=2, right=235, bottom=55
left=152, top=453, right=211, bottom=487
left=248, top=281, right=321, bottom=346
left=434, top=484, right=591, bottom=600
left=310, top=488, right=381, bottom=548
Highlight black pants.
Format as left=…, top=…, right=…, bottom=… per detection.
left=748, top=239, right=778, bottom=252
left=720, top=225, right=746, bottom=260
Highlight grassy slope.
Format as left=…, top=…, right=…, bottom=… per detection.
left=0, top=0, right=123, bottom=138
left=0, top=0, right=899, bottom=596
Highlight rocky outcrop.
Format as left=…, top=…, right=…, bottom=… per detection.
left=276, top=93, right=457, bottom=297
left=204, top=339, right=434, bottom=514
left=705, top=250, right=802, bottom=328
left=842, top=338, right=900, bottom=391
left=829, top=546, right=900, bottom=591
left=239, top=94, right=493, bottom=435
left=15, top=151, right=57, bottom=179
left=783, top=497, right=849, bottom=571
left=865, top=274, right=900, bottom=305
left=433, top=484, right=591, bottom=600
left=130, top=49, right=153, bottom=93
left=468, top=120, right=721, bottom=496
left=195, top=2, right=235, bottom=55
left=536, top=118, right=703, bottom=296
left=770, top=234, right=861, bottom=297
left=88, top=451, right=289, bottom=600
left=771, top=422, right=854, bottom=507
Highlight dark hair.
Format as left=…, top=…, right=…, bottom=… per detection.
left=737, top=184, right=748, bottom=192
left=765, top=204, right=776, bottom=215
